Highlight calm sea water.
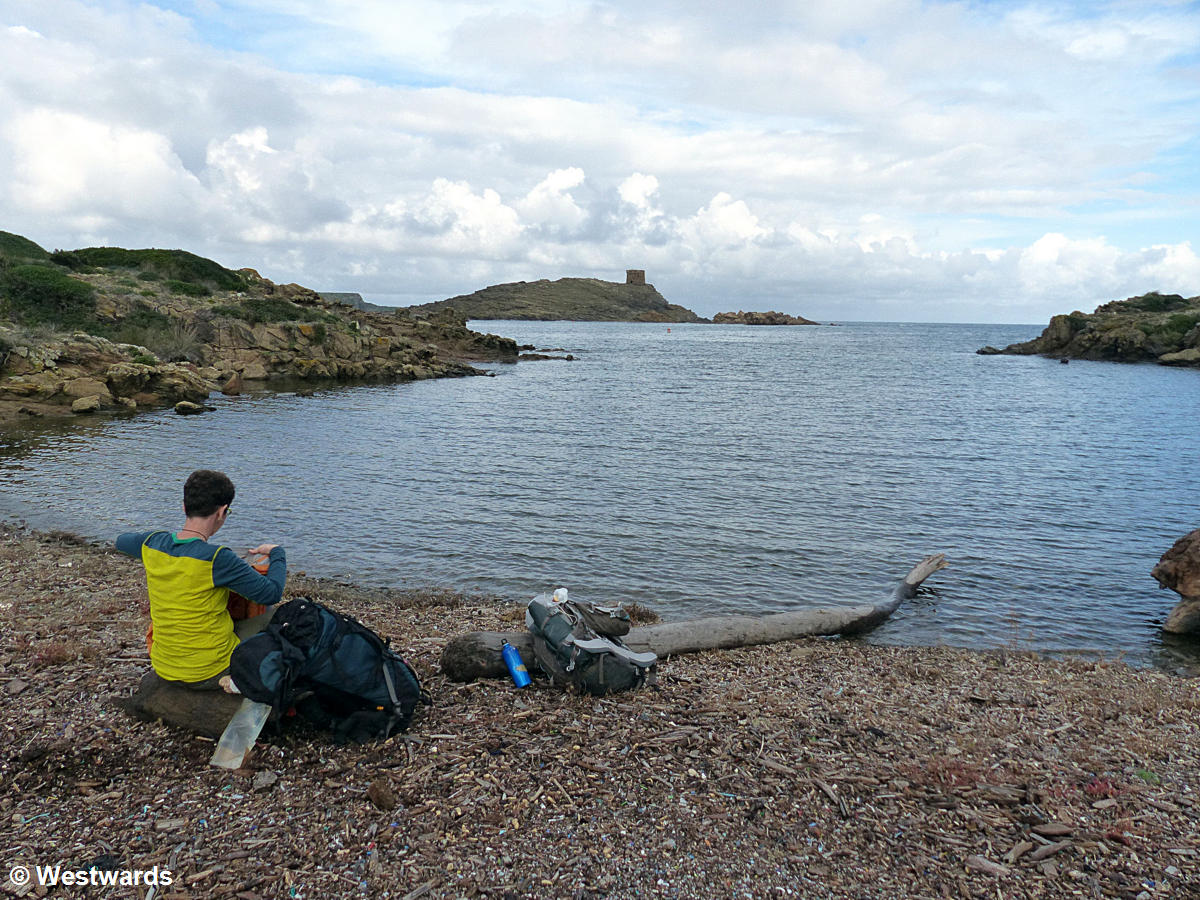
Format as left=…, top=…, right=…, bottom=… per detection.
left=2, top=321, right=1198, bottom=670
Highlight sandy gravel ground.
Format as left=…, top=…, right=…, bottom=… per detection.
left=1, top=525, right=1198, bottom=899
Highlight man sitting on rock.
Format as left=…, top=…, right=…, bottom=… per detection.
left=116, top=469, right=286, bottom=689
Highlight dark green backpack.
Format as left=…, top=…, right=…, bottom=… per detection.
left=525, top=592, right=657, bottom=696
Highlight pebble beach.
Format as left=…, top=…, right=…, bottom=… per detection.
left=2, top=524, right=1198, bottom=899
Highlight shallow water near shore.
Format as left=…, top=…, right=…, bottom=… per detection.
left=1, top=320, right=1198, bottom=671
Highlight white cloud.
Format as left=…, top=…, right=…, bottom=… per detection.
left=618, top=173, right=658, bottom=207
left=680, top=193, right=767, bottom=252
left=413, top=178, right=523, bottom=258
left=4, top=108, right=205, bottom=223
left=515, top=167, right=587, bottom=234
left=1134, top=242, right=1200, bottom=295
left=1016, top=233, right=1122, bottom=292
left=0, top=0, right=1197, bottom=320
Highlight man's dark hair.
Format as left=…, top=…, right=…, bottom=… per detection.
left=184, top=470, right=235, bottom=517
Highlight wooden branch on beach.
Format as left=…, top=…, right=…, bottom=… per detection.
left=440, top=553, right=948, bottom=683
left=119, top=671, right=244, bottom=738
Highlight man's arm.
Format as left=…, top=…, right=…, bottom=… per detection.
left=115, top=531, right=152, bottom=558
left=213, top=546, right=287, bottom=606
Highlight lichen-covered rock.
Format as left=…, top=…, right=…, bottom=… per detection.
left=275, top=282, right=323, bottom=305
left=174, top=400, right=207, bottom=415
left=1152, top=529, right=1200, bottom=634
left=70, top=395, right=102, bottom=414
left=151, top=364, right=216, bottom=404
left=105, top=362, right=156, bottom=397
left=1159, top=348, right=1200, bottom=367
left=253, top=323, right=292, bottom=351
left=1164, top=599, right=1200, bottom=634
left=63, top=377, right=112, bottom=402
left=1, top=372, right=65, bottom=401
left=1153, top=529, right=1200, bottom=599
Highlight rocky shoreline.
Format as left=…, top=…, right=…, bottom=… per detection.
left=0, top=242, right=520, bottom=426
left=2, top=524, right=1198, bottom=899
left=978, top=292, right=1200, bottom=367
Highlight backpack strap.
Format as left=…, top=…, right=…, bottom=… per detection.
left=530, top=634, right=572, bottom=686
left=566, top=636, right=657, bottom=668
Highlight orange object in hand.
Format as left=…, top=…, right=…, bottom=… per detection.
left=226, top=554, right=271, bottom=621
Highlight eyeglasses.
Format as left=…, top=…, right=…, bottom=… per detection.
left=224, top=505, right=233, bottom=516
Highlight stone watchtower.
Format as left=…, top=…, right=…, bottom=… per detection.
left=626, top=269, right=646, bottom=285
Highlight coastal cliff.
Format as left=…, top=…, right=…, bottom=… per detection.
left=977, top=292, right=1200, bottom=366
left=403, top=276, right=706, bottom=323
left=0, top=232, right=518, bottom=424
left=712, top=310, right=820, bottom=325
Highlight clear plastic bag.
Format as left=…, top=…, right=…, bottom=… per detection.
left=209, top=698, right=271, bottom=769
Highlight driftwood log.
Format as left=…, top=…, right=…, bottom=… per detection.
left=440, top=553, right=948, bottom=682
left=119, top=671, right=244, bottom=738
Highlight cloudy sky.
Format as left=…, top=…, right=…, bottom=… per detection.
left=2, top=0, right=1199, bottom=322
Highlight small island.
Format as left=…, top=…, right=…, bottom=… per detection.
left=712, top=310, right=821, bottom=325
left=402, top=270, right=706, bottom=323
left=978, top=292, right=1200, bottom=367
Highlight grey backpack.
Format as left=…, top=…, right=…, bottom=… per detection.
left=525, top=593, right=657, bottom=696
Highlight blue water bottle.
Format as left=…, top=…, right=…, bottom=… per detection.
left=501, top=640, right=532, bottom=688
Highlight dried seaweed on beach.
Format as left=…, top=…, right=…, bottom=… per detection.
left=2, top=524, right=1198, bottom=899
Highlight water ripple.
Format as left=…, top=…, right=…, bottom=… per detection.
left=1, top=320, right=1198, bottom=669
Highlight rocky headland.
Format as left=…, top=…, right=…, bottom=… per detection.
left=403, top=274, right=706, bottom=323
left=0, top=232, right=519, bottom=425
left=977, top=292, right=1200, bottom=366
left=712, top=310, right=821, bottom=325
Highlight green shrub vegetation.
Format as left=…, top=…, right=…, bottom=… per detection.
left=1066, top=312, right=1090, bottom=331
left=49, top=250, right=89, bottom=270
left=1, top=264, right=96, bottom=329
left=149, top=320, right=203, bottom=363
left=109, top=325, right=200, bottom=363
left=137, top=270, right=161, bottom=281
left=212, top=297, right=337, bottom=325
left=0, top=232, right=50, bottom=263
left=70, top=247, right=245, bottom=291
left=165, top=279, right=211, bottom=297
left=1164, top=312, right=1200, bottom=336
left=112, top=302, right=171, bottom=333
left=1127, top=292, right=1188, bottom=313
left=98, top=303, right=202, bottom=363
